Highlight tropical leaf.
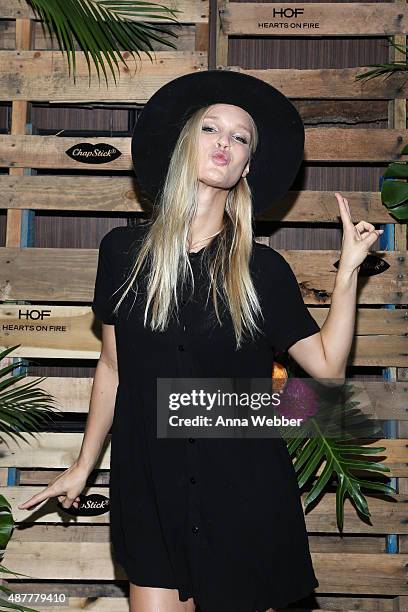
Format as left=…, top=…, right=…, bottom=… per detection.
left=278, top=378, right=397, bottom=532
left=0, top=346, right=64, bottom=611
left=355, top=36, right=408, bottom=82
left=0, top=500, right=13, bottom=555
left=0, top=572, right=42, bottom=612
left=26, top=0, right=182, bottom=84
left=0, top=346, right=63, bottom=449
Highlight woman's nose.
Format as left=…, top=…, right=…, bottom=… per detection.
left=217, top=136, right=230, bottom=148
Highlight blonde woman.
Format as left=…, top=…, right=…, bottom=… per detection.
left=19, top=70, right=383, bottom=612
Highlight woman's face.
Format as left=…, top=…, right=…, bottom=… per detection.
left=197, top=103, right=253, bottom=190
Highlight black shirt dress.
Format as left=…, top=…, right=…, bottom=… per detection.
left=91, top=223, right=320, bottom=612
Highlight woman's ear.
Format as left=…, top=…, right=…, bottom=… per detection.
left=242, top=162, right=250, bottom=178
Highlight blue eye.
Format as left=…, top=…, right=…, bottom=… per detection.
left=202, top=125, right=248, bottom=144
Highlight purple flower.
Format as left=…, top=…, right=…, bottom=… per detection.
left=275, top=378, right=319, bottom=421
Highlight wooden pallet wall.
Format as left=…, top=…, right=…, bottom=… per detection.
left=0, top=0, right=407, bottom=610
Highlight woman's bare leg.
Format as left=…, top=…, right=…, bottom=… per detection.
left=129, top=583, right=196, bottom=612
left=129, top=583, right=276, bottom=612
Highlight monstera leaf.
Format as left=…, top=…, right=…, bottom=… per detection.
left=380, top=154, right=408, bottom=222
left=272, top=363, right=397, bottom=532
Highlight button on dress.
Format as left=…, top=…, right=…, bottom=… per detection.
left=91, top=223, right=320, bottom=612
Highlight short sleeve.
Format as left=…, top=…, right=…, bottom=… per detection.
left=267, top=253, right=320, bottom=354
left=91, top=230, right=118, bottom=325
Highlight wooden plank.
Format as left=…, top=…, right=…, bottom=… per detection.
left=6, top=485, right=408, bottom=534
left=18, top=469, right=110, bottom=486
left=17, top=528, right=394, bottom=555
left=0, top=21, right=198, bottom=52
left=2, top=543, right=408, bottom=593
left=1, top=129, right=407, bottom=169
left=220, top=2, right=408, bottom=36
left=7, top=18, right=32, bottom=248
left=0, top=433, right=405, bottom=475
left=0, top=306, right=104, bottom=359
left=256, top=190, right=398, bottom=224
left=4, top=529, right=392, bottom=551
left=38, top=23, right=198, bottom=57
left=0, top=249, right=406, bottom=304
left=2, top=541, right=125, bottom=580
left=304, top=128, right=408, bottom=162
left=2, top=52, right=408, bottom=99
left=0, top=179, right=399, bottom=224
left=2, top=331, right=408, bottom=366
left=0, top=0, right=209, bottom=22
left=0, top=176, right=143, bottom=213
left=14, top=376, right=94, bottom=414
left=0, top=135, right=132, bottom=170
left=313, top=596, right=397, bottom=611
left=15, top=598, right=130, bottom=612
left=304, top=494, right=408, bottom=535
left=0, top=50, right=207, bottom=102
left=215, top=0, right=228, bottom=68
left=308, top=535, right=389, bottom=554
left=232, top=66, right=408, bottom=100
left=195, top=22, right=209, bottom=52
left=0, top=432, right=111, bottom=469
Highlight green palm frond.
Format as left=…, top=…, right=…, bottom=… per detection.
left=27, top=0, right=182, bottom=84
left=355, top=36, right=408, bottom=82
left=278, top=379, right=397, bottom=533
left=0, top=575, right=42, bottom=612
left=0, top=345, right=63, bottom=448
left=0, top=346, right=64, bottom=611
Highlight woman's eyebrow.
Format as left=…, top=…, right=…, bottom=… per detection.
left=204, top=115, right=251, bottom=135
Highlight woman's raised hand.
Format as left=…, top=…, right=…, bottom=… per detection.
left=17, top=460, right=89, bottom=511
left=335, top=191, right=384, bottom=274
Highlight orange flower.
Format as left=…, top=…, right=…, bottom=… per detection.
left=271, top=361, right=288, bottom=393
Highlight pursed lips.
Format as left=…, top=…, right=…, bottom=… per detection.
left=211, top=151, right=230, bottom=164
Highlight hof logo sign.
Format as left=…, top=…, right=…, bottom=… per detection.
left=19, top=309, right=52, bottom=320
left=258, top=6, right=320, bottom=30
left=1, top=306, right=68, bottom=333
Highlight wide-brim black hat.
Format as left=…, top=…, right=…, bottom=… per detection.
left=131, top=69, right=304, bottom=215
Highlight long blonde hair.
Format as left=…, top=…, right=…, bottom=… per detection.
left=113, top=104, right=264, bottom=350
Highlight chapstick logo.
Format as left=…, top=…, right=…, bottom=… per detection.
left=57, top=494, right=110, bottom=516
left=65, top=142, right=122, bottom=164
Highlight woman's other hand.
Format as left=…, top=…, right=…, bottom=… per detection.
left=335, top=191, right=384, bottom=274
left=17, top=460, right=89, bottom=511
